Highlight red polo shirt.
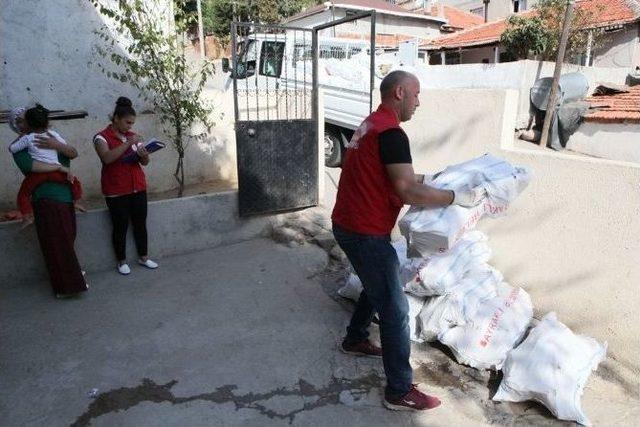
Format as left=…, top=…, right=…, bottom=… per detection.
left=94, top=125, right=147, bottom=196
left=332, top=104, right=407, bottom=235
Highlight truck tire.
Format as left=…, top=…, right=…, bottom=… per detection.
left=324, top=129, right=343, bottom=168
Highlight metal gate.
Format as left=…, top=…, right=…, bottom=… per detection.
left=232, top=22, right=318, bottom=217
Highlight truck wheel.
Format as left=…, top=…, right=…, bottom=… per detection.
left=324, top=130, right=342, bottom=167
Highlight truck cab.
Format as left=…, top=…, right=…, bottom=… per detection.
left=223, top=34, right=420, bottom=167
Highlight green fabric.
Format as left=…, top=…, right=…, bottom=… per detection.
left=12, top=150, right=33, bottom=175
left=11, top=149, right=73, bottom=204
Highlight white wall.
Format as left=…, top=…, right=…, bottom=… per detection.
left=323, top=88, right=640, bottom=389
left=376, top=15, right=442, bottom=39
left=433, top=0, right=541, bottom=21
left=413, top=59, right=630, bottom=127
left=593, top=24, right=640, bottom=69
left=567, top=122, right=640, bottom=163
left=0, top=0, right=237, bottom=208
left=488, top=0, right=540, bottom=21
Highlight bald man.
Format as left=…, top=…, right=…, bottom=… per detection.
left=332, top=70, right=485, bottom=411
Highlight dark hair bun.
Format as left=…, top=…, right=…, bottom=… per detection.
left=116, top=97, right=132, bottom=107
left=34, top=103, right=49, bottom=113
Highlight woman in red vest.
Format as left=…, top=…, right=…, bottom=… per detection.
left=93, top=97, right=158, bottom=275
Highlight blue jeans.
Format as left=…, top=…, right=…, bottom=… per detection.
left=333, top=223, right=412, bottom=399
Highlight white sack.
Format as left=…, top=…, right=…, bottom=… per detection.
left=399, top=154, right=531, bottom=255
left=337, top=275, right=428, bottom=343
left=406, top=293, right=427, bottom=343
left=418, top=264, right=503, bottom=341
left=337, top=273, right=363, bottom=302
left=404, top=231, right=491, bottom=297
left=335, top=238, right=428, bottom=343
left=439, top=282, right=533, bottom=370
left=493, top=312, right=607, bottom=426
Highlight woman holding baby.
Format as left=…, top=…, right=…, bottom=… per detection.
left=93, top=97, right=158, bottom=275
left=8, top=105, right=88, bottom=298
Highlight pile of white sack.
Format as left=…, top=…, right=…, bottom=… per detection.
left=337, top=154, right=606, bottom=426
left=399, top=153, right=532, bottom=255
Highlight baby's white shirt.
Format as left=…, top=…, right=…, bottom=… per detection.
left=9, top=130, right=66, bottom=165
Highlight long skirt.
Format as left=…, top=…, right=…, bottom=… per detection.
left=33, top=198, right=88, bottom=296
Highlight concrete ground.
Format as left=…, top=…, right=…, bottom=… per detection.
left=1, top=236, right=638, bottom=426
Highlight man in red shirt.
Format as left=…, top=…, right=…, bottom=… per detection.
left=332, top=70, right=485, bottom=411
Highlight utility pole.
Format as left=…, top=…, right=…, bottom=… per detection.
left=196, top=0, right=205, bottom=59
left=539, top=0, right=575, bottom=147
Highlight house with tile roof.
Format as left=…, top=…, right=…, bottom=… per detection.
left=424, top=0, right=640, bottom=68
left=284, top=0, right=445, bottom=49
left=398, top=0, right=541, bottom=23
left=410, top=3, right=485, bottom=31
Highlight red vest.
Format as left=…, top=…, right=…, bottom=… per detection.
left=332, top=104, right=405, bottom=235
left=97, top=126, right=147, bottom=196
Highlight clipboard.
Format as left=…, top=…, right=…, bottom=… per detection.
left=122, top=139, right=166, bottom=162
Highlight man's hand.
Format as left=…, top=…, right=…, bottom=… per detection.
left=451, top=186, right=486, bottom=208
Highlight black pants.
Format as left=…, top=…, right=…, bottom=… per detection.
left=105, top=191, right=148, bottom=262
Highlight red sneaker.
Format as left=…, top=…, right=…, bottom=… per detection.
left=384, top=385, right=441, bottom=411
left=340, top=339, right=383, bottom=358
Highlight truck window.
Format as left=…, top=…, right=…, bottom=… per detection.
left=235, top=39, right=257, bottom=78
left=259, top=41, right=285, bottom=78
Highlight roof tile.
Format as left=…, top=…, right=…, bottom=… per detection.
left=585, top=85, right=640, bottom=123
left=427, top=0, right=640, bottom=50
left=415, top=5, right=485, bottom=30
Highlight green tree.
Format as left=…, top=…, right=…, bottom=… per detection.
left=91, top=0, right=215, bottom=197
left=500, top=15, right=550, bottom=60
left=202, top=0, right=319, bottom=42
left=500, top=0, right=605, bottom=61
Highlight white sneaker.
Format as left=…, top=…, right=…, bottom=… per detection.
left=117, top=263, right=131, bottom=275
left=138, top=259, right=158, bottom=269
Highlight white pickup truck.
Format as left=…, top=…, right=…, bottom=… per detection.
left=222, top=33, right=421, bottom=166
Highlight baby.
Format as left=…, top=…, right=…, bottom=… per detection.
left=8, top=104, right=83, bottom=223
left=9, top=104, right=73, bottom=178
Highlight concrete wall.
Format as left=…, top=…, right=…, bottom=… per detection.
left=376, top=14, right=442, bottom=40
left=0, top=191, right=271, bottom=286
left=487, top=0, right=513, bottom=21
left=0, top=89, right=325, bottom=284
left=1, top=0, right=237, bottom=209
left=488, top=0, right=539, bottom=21
left=432, top=0, right=540, bottom=21
left=593, top=24, right=640, bottom=69
left=413, top=59, right=630, bottom=127
left=567, top=122, right=640, bottom=163
left=324, top=88, right=640, bottom=388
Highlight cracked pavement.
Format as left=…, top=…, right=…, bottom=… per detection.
left=1, top=235, right=638, bottom=426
